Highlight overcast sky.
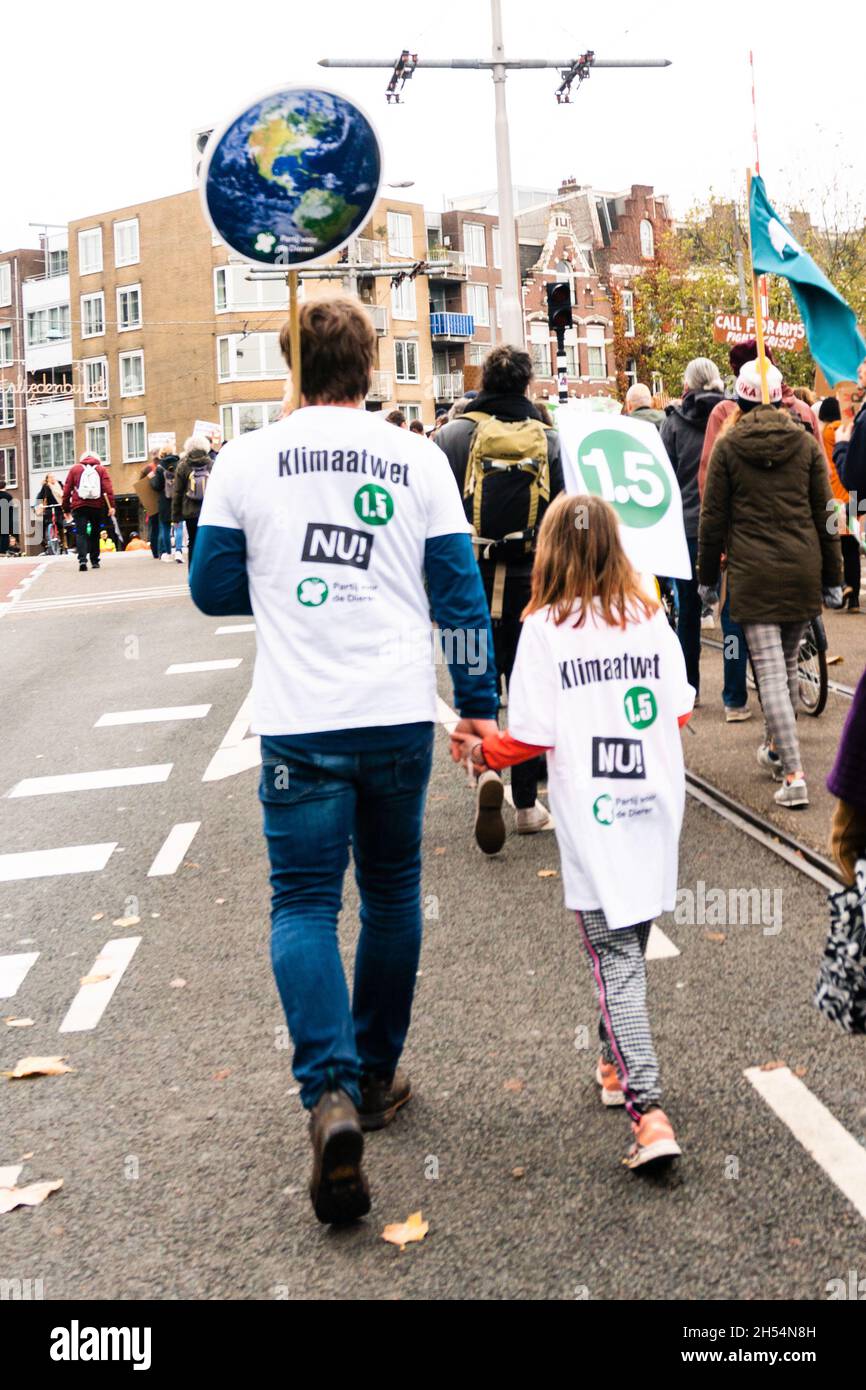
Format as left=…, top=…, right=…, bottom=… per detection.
left=4, top=0, right=862, bottom=250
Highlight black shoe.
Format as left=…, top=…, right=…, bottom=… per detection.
left=475, top=769, right=506, bottom=855
left=308, top=1088, right=370, bottom=1225
left=79, top=562, right=87, bottom=572
left=92, top=560, right=100, bottom=569
left=358, top=1068, right=412, bottom=1132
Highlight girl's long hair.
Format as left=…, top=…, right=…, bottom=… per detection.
left=524, top=493, right=659, bottom=629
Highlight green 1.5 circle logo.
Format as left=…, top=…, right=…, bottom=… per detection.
left=354, top=483, right=393, bottom=526
left=578, top=429, right=671, bottom=529
left=624, top=685, right=657, bottom=729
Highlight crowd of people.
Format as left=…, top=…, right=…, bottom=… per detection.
left=180, top=295, right=861, bottom=1226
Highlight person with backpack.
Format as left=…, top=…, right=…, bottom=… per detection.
left=62, top=451, right=115, bottom=572
left=435, top=344, right=565, bottom=852
left=171, top=435, right=213, bottom=568
left=152, top=447, right=180, bottom=563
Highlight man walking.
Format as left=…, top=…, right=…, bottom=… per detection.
left=624, top=382, right=665, bottom=428
left=435, top=344, right=564, bottom=850
left=190, top=298, right=498, bottom=1224
left=62, top=452, right=114, bottom=572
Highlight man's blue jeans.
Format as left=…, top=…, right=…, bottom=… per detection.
left=259, top=723, right=434, bottom=1110
left=721, top=590, right=749, bottom=709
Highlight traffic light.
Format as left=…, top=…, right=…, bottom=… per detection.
left=546, top=281, right=573, bottom=333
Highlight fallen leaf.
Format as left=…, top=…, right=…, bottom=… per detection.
left=787, top=1237, right=803, bottom=1248
left=212, top=1068, right=231, bottom=1082
left=793, top=1065, right=808, bottom=1078
left=6, top=1056, right=73, bottom=1080
left=79, top=973, right=111, bottom=986
left=4, top=1018, right=34, bottom=1028
left=169, top=978, right=186, bottom=989
left=503, top=1078, right=525, bottom=1093
left=112, top=915, right=140, bottom=928
left=434, top=847, right=446, bottom=856
left=760, top=1060, right=787, bottom=1072
left=537, top=869, right=558, bottom=879
left=0, top=1178, right=63, bottom=1213
left=381, top=1210, right=428, bottom=1251
left=184, top=862, right=200, bottom=870
left=704, top=931, right=726, bottom=943
left=512, top=1166, right=526, bottom=1179
left=90, top=913, right=104, bottom=922
left=20, top=1152, right=33, bottom=1161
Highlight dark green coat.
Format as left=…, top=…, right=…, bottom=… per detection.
left=698, top=404, right=841, bottom=624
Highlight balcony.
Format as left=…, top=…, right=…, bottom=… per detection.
left=363, top=303, right=389, bottom=335
left=429, top=312, right=474, bottom=340
left=351, top=238, right=387, bottom=267
left=426, top=247, right=468, bottom=279
left=433, top=371, right=465, bottom=402
left=367, top=370, right=392, bottom=402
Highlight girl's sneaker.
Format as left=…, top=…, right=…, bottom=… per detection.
left=596, top=1059, right=625, bottom=1107
left=774, top=777, right=808, bottom=809
left=757, top=743, right=783, bottom=781
left=624, top=1108, right=681, bottom=1169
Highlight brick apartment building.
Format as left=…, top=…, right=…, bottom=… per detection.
left=425, top=209, right=504, bottom=403
left=0, top=245, right=46, bottom=544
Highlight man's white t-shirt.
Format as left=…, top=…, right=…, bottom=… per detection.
left=507, top=603, right=695, bottom=930
left=199, top=407, right=470, bottom=735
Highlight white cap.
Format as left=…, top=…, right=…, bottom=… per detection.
left=736, top=358, right=783, bottom=405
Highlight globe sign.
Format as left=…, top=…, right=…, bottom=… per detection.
left=201, top=86, right=383, bottom=267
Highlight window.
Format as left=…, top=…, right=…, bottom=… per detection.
left=119, top=350, right=145, bottom=396
left=467, top=283, right=489, bottom=327
left=625, top=358, right=638, bottom=388
left=466, top=344, right=485, bottom=366
left=586, top=324, right=607, bottom=380
left=85, top=422, right=110, bottom=465
left=214, top=265, right=289, bottom=312
left=0, top=263, right=10, bottom=307
left=216, top=333, right=283, bottom=381
left=48, top=248, right=69, bottom=278
left=26, top=305, right=71, bottom=346
left=639, top=219, right=655, bottom=260
left=0, top=325, right=11, bottom=366
left=114, top=218, right=140, bottom=268
left=30, top=428, right=74, bottom=470
left=464, top=222, right=487, bottom=267
left=492, top=226, right=502, bottom=268
left=117, top=284, right=142, bottom=332
left=651, top=370, right=664, bottom=397
left=220, top=401, right=282, bottom=442
left=78, top=228, right=103, bottom=276
left=391, top=277, right=416, bottom=321
left=529, top=323, right=551, bottom=379
left=0, top=384, right=15, bottom=428
left=81, top=292, right=105, bottom=339
left=0, top=447, right=16, bottom=486
left=621, top=288, right=635, bottom=337
left=83, top=357, right=109, bottom=403
left=122, top=416, right=147, bottom=463
left=394, top=339, right=419, bottom=383
left=387, top=211, right=413, bottom=258
left=402, top=403, right=422, bottom=424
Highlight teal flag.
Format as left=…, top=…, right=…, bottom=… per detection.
left=749, top=174, right=866, bottom=385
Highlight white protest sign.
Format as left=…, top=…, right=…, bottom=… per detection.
left=148, top=431, right=176, bottom=452
left=556, top=408, right=691, bottom=579
left=193, top=420, right=222, bottom=448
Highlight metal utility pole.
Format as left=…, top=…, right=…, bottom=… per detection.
left=320, top=3, right=670, bottom=346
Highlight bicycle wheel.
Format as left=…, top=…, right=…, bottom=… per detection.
left=798, top=625, right=828, bottom=716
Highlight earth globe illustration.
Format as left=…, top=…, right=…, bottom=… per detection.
left=202, top=87, right=382, bottom=266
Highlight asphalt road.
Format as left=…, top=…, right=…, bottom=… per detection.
left=2, top=553, right=866, bottom=1302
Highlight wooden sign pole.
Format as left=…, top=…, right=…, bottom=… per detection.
left=745, top=169, right=771, bottom=405
left=288, top=270, right=302, bottom=411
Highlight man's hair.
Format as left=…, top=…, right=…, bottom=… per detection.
left=386, top=409, right=406, bottom=427
left=279, top=297, right=376, bottom=404
left=819, top=395, right=842, bottom=423
left=683, top=357, right=724, bottom=393
left=481, top=344, right=533, bottom=397
left=409, top=419, right=425, bottom=434
left=625, top=383, right=653, bottom=410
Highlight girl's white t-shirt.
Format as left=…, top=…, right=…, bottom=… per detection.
left=507, top=602, right=695, bottom=930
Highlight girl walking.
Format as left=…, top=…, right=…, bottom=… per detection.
left=451, top=494, right=695, bottom=1169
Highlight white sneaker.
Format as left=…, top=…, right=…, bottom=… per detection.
left=774, top=778, right=808, bottom=809
left=515, top=805, right=552, bottom=834
left=160, top=553, right=172, bottom=562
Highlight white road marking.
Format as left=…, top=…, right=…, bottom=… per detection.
left=9, top=765, right=172, bottom=798
left=0, top=953, right=39, bottom=999
left=745, top=1065, right=866, bottom=1223
left=215, top=624, right=255, bottom=635
left=59, top=937, right=141, bottom=1034
left=0, top=560, right=50, bottom=619
left=9, top=584, right=188, bottom=615
left=165, top=659, right=242, bottom=674
left=646, top=924, right=681, bottom=959
left=148, top=822, right=201, bottom=877
left=0, top=842, right=116, bottom=883
left=202, top=693, right=261, bottom=782
left=95, top=705, right=211, bottom=727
